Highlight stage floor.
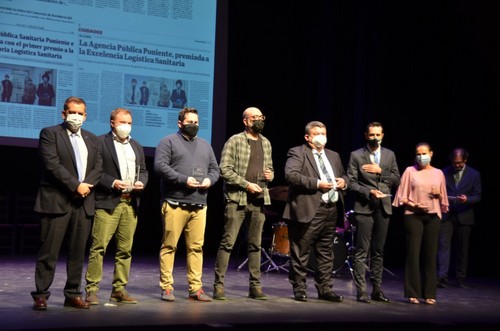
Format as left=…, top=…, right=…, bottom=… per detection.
left=1, top=253, right=499, bottom=331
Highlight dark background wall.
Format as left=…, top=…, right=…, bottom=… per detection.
left=2, top=1, right=498, bottom=277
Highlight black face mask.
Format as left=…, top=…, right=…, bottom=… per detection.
left=181, top=124, right=199, bottom=138
left=367, top=139, right=380, bottom=148
left=251, top=120, right=265, bottom=133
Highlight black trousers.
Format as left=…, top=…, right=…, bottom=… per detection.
left=352, top=207, right=389, bottom=294
left=31, top=203, right=92, bottom=300
left=288, top=203, right=338, bottom=295
left=403, top=213, right=440, bottom=299
left=437, top=214, right=472, bottom=282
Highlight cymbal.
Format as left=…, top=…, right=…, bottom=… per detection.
left=269, top=186, right=289, bottom=201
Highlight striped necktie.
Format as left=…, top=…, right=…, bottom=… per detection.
left=317, top=153, right=338, bottom=202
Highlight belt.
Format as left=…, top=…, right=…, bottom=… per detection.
left=120, top=193, right=132, bottom=199
left=167, top=200, right=205, bottom=209
left=179, top=203, right=205, bottom=209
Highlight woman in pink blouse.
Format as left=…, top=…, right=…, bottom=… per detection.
left=393, top=142, right=449, bottom=305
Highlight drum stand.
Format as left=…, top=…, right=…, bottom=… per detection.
left=262, top=250, right=289, bottom=273
left=337, top=223, right=355, bottom=280
left=236, top=256, right=249, bottom=272
left=236, top=248, right=287, bottom=272
left=366, top=252, right=396, bottom=277
left=343, top=216, right=396, bottom=278
left=237, top=228, right=290, bottom=273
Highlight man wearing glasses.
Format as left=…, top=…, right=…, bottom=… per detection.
left=213, top=107, right=274, bottom=300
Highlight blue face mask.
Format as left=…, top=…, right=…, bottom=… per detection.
left=416, top=154, right=431, bottom=166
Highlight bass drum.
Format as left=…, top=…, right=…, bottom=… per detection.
left=307, top=233, right=347, bottom=274
left=270, top=222, right=290, bottom=256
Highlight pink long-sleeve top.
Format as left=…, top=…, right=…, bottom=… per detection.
left=393, top=165, right=449, bottom=219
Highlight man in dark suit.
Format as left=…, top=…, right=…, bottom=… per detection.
left=36, top=73, right=56, bottom=106
left=170, top=79, right=187, bottom=108
left=139, top=81, right=150, bottom=105
left=437, top=148, right=481, bottom=288
left=1, top=74, right=13, bottom=102
left=31, top=96, right=102, bottom=310
left=283, top=121, right=348, bottom=303
left=85, top=108, right=148, bottom=305
left=346, top=122, right=400, bottom=303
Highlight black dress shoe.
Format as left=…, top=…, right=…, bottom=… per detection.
left=318, top=292, right=343, bottom=302
left=356, top=292, right=371, bottom=303
left=33, top=297, right=47, bottom=310
left=294, top=292, right=307, bottom=302
left=371, top=291, right=390, bottom=303
left=64, top=297, right=90, bottom=309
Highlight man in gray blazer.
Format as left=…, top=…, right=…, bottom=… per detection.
left=347, top=122, right=400, bottom=303
left=31, top=96, right=102, bottom=310
left=283, top=121, right=348, bottom=303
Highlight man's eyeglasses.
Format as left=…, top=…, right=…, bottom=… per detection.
left=247, top=115, right=266, bottom=121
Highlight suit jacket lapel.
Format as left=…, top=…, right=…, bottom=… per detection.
left=130, top=140, right=141, bottom=165
left=304, top=145, right=321, bottom=178
left=59, top=125, right=78, bottom=168
left=103, top=133, right=122, bottom=174
left=81, top=129, right=96, bottom=173
left=363, top=147, right=372, bottom=164
left=379, top=147, right=387, bottom=166
left=456, top=167, right=468, bottom=188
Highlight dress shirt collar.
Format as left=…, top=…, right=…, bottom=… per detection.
left=455, top=164, right=466, bottom=174
left=113, top=132, right=131, bottom=144
left=367, top=145, right=381, bottom=154
left=67, top=128, right=82, bottom=136
left=313, top=149, right=325, bottom=157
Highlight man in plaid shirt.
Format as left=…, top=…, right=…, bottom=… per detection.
left=213, top=107, right=274, bottom=301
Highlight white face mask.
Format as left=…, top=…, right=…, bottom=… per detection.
left=115, top=124, right=132, bottom=139
left=416, top=154, right=431, bottom=166
left=312, top=135, right=327, bottom=148
left=66, top=113, right=84, bottom=132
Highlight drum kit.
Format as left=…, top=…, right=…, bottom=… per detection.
left=261, top=221, right=290, bottom=273
left=237, top=186, right=291, bottom=273
left=258, top=186, right=357, bottom=277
